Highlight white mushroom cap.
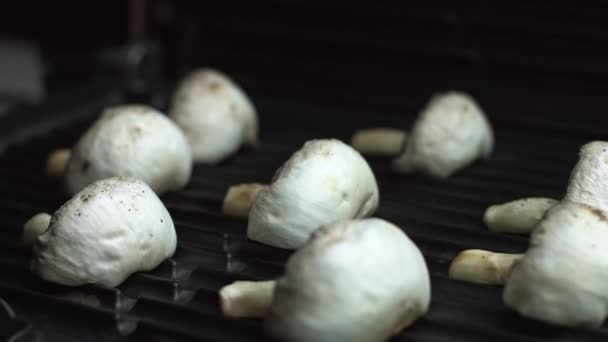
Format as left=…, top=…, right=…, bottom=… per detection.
left=503, top=201, right=608, bottom=327
left=64, top=104, right=192, bottom=195
left=32, top=177, right=177, bottom=288
left=248, top=139, right=379, bottom=249
left=393, top=91, right=494, bottom=178
left=169, top=68, right=258, bottom=163
left=564, top=141, right=608, bottom=212
left=266, top=218, right=430, bottom=342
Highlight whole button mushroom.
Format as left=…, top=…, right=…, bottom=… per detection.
left=393, top=91, right=494, bottom=178
left=169, top=68, right=258, bottom=163
left=220, top=218, right=431, bottom=342
left=32, top=177, right=177, bottom=288
left=62, top=104, right=192, bottom=195
left=504, top=201, right=608, bottom=327
left=247, top=139, right=379, bottom=249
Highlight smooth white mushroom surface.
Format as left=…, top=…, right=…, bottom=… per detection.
left=248, top=139, right=379, bottom=249
left=503, top=201, right=608, bottom=327
left=483, top=198, right=558, bottom=234
left=169, top=68, right=258, bottom=163
left=393, top=91, right=494, bottom=178
left=64, top=104, right=192, bottom=195
left=32, top=177, right=177, bottom=288
left=266, top=218, right=430, bottom=342
left=220, top=218, right=430, bottom=341
left=564, top=141, right=608, bottom=212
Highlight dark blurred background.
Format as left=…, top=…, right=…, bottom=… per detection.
left=1, top=1, right=608, bottom=139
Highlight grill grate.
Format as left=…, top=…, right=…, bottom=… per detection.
left=0, top=88, right=606, bottom=342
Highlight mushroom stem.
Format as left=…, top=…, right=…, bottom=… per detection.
left=484, top=198, right=558, bottom=234
left=222, top=183, right=267, bottom=218
left=220, top=280, right=276, bottom=318
left=448, top=249, right=523, bottom=285
left=46, top=149, right=71, bottom=179
left=350, top=128, right=407, bottom=156
left=21, top=213, right=51, bottom=247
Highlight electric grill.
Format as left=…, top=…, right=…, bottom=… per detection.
left=2, top=2, right=608, bottom=341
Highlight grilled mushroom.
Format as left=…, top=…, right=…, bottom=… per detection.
left=247, top=139, right=379, bottom=249
left=62, top=104, right=192, bottom=195
left=220, top=218, right=430, bottom=342
left=393, top=91, right=493, bottom=178
left=504, top=201, right=608, bottom=327
left=169, top=68, right=258, bottom=163
left=32, top=177, right=177, bottom=288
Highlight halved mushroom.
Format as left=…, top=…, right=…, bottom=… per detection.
left=247, top=139, right=379, bottom=249
left=169, top=68, right=258, bottom=163
left=32, top=176, right=177, bottom=288
left=504, top=201, right=608, bottom=327
left=61, top=104, right=192, bottom=195
left=393, top=91, right=494, bottom=178
left=220, top=218, right=430, bottom=342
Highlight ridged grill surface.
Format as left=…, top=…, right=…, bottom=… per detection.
left=0, top=86, right=606, bottom=342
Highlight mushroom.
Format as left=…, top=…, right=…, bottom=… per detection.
left=21, top=212, right=51, bottom=247
left=564, top=141, right=608, bottom=212
left=483, top=197, right=558, bottom=234
left=503, top=201, right=608, bottom=327
left=448, top=249, right=523, bottom=285
left=350, top=128, right=408, bottom=156
left=393, top=91, right=494, bottom=178
left=247, top=139, right=379, bottom=249
left=31, top=176, right=177, bottom=288
left=62, top=104, right=192, bottom=195
left=481, top=141, right=608, bottom=234
left=220, top=218, right=430, bottom=342
left=222, top=183, right=267, bottom=218
left=169, top=68, right=258, bottom=163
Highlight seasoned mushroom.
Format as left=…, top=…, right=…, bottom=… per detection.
left=32, top=177, right=177, bottom=288
left=220, top=218, right=430, bottom=342
left=393, top=91, right=493, bottom=178
left=247, top=139, right=379, bottom=249
left=169, top=68, right=258, bottom=163
left=503, top=201, right=608, bottom=327
left=63, top=104, right=192, bottom=195
left=564, top=141, right=608, bottom=212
